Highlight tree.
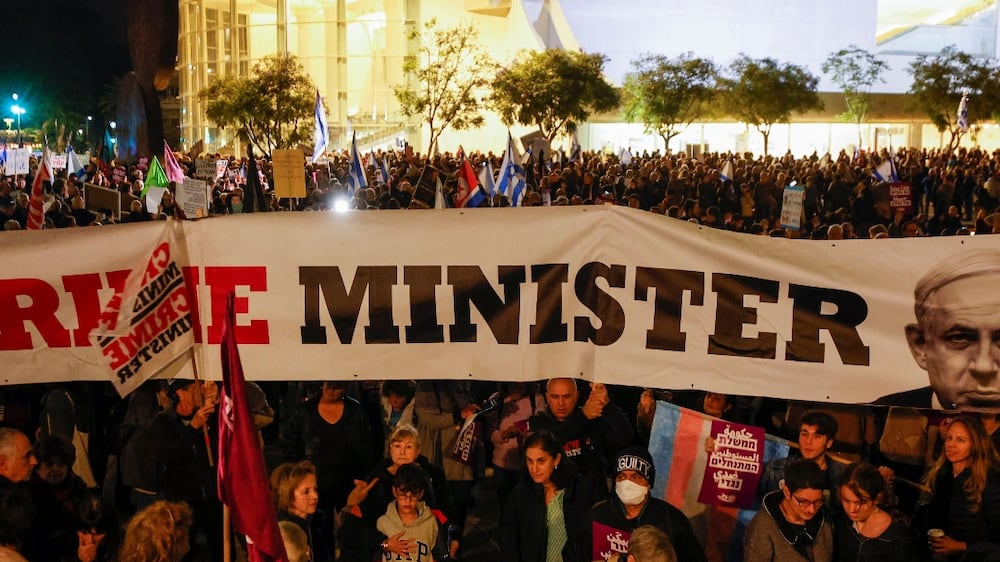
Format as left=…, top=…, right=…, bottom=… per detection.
left=720, top=55, right=823, bottom=155
left=393, top=18, right=496, bottom=156
left=821, top=45, right=890, bottom=147
left=907, top=45, right=1000, bottom=152
left=490, top=49, right=619, bottom=142
left=199, top=54, right=316, bottom=156
left=621, top=52, right=719, bottom=148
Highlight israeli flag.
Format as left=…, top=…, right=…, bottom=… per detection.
left=378, top=155, right=391, bottom=187
left=720, top=160, right=733, bottom=182
left=569, top=131, right=581, bottom=162
left=478, top=160, right=496, bottom=197
left=312, top=90, right=329, bottom=163
left=872, top=158, right=898, bottom=183
left=495, top=134, right=526, bottom=206
left=348, top=133, right=368, bottom=192
left=958, top=92, right=969, bottom=133
left=67, top=145, right=87, bottom=178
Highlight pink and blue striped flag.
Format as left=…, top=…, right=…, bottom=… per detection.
left=649, top=401, right=789, bottom=562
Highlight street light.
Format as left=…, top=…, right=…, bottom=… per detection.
left=109, top=121, right=118, bottom=160
left=11, top=93, right=24, bottom=147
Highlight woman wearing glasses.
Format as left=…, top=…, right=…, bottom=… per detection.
left=916, top=415, right=1000, bottom=561
left=833, top=462, right=916, bottom=561
left=745, top=458, right=834, bottom=561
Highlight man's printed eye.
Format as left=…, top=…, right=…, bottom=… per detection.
left=945, top=330, right=977, bottom=346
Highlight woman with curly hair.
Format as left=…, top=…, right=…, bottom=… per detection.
left=917, top=415, right=1000, bottom=561
left=118, top=501, right=192, bottom=562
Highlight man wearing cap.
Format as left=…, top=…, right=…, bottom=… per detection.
left=577, top=447, right=705, bottom=562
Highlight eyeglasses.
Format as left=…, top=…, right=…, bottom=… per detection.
left=395, top=491, right=422, bottom=501
left=791, top=494, right=824, bottom=509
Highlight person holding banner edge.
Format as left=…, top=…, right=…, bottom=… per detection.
left=529, top=378, right=635, bottom=500
left=129, top=378, right=221, bottom=562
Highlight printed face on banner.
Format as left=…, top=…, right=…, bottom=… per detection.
left=907, top=273, right=1000, bottom=409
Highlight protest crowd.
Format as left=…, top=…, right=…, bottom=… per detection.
left=2, top=142, right=1000, bottom=562
left=3, top=143, right=1000, bottom=238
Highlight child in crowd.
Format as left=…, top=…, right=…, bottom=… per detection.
left=380, top=380, right=417, bottom=438
left=376, top=463, right=438, bottom=562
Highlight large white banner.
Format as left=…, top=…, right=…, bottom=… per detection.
left=1, top=207, right=998, bottom=408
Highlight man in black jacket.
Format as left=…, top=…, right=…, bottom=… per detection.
left=529, top=378, right=635, bottom=499
left=137, top=379, right=221, bottom=561
left=577, top=447, right=705, bottom=562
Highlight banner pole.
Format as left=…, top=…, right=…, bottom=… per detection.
left=223, top=505, right=232, bottom=562
left=190, top=347, right=214, bottom=467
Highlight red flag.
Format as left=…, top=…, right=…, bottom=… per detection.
left=454, top=153, right=482, bottom=208
left=27, top=149, right=52, bottom=230
left=218, top=293, right=288, bottom=562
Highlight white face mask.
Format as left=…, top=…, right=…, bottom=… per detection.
left=615, top=479, right=649, bottom=506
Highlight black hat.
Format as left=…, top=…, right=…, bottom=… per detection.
left=616, top=446, right=655, bottom=483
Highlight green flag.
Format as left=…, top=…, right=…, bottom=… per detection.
left=146, top=156, right=169, bottom=191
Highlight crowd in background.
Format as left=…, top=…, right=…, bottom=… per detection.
left=3, top=144, right=1000, bottom=239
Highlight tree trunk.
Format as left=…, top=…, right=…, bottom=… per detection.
left=661, top=132, right=678, bottom=152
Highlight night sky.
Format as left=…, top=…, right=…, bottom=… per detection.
left=2, top=0, right=132, bottom=134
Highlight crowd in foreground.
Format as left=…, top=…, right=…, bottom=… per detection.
left=3, top=144, right=1000, bottom=240
left=0, top=378, right=998, bottom=562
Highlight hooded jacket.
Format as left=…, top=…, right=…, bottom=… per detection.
left=745, top=490, right=833, bottom=562
left=376, top=500, right=439, bottom=562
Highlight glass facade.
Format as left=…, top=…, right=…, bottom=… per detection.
left=178, top=0, right=419, bottom=152
left=876, top=0, right=998, bottom=57
left=176, top=0, right=1000, bottom=155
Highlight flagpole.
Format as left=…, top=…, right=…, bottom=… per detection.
left=189, top=347, right=214, bottom=467
left=223, top=506, right=232, bottom=562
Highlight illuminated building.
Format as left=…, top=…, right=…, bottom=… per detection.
left=177, top=0, right=1000, bottom=155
